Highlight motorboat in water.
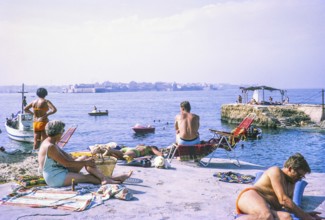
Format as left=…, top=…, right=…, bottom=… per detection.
left=5, top=84, right=34, bottom=143
left=88, top=110, right=109, bottom=116
left=132, top=124, right=155, bottom=133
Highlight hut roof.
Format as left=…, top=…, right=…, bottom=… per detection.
left=239, top=85, right=283, bottom=92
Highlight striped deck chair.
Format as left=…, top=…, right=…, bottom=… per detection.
left=205, top=113, right=256, bottom=167
left=57, top=126, right=77, bottom=148
left=166, top=139, right=218, bottom=164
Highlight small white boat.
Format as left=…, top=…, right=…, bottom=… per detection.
left=4, top=84, right=34, bottom=143
left=5, top=113, right=34, bottom=142
left=88, top=110, right=109, bottom=116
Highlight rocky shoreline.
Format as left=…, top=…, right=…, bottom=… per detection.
left=221, top=104, right=325, bottom=129
left=0, top=152, right=39, bottom=183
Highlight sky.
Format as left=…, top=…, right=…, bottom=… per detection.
left=0, top=0, right=324, bottom=89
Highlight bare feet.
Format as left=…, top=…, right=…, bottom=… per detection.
left=101, top=178, right=121, bottom=185
left=101, top=171, right=133, bottom=185
left=113, top=171, right=133, bottom=183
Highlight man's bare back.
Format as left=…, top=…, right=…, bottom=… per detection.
left=175, top=112, right=199, bottom=140
left=174, top=101, right=200, bottom=140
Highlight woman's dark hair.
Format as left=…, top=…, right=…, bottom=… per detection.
left=36, top=88, right=48, bottom=98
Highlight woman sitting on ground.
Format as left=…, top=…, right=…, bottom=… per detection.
left=38, top=120, right=132, bottom=187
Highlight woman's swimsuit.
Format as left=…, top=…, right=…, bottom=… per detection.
left=32, top=105, right=49, bottom=131
left=135, top=146, right=153, bottom=157
left=42, top=146, right=68, bottom=187
left=33, top=121, right=47, bottom=131
left=33, top=107, right=48, bottom=111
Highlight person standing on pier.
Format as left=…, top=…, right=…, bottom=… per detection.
left=237, top=95, right=243, bottom=104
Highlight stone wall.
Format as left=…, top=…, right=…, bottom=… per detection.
left=221, top=104, right=324, bottom=128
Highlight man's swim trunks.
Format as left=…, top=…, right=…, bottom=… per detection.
left=33, top=121, right=47, bottom=132
left=176, top=136, right=200, bottom=145
left=236, top=187, right=258, bottom=214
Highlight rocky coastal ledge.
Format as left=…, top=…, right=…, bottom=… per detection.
left=0, top=152, right=38, bottom=183
left=221, top=104, right=325, bottom=129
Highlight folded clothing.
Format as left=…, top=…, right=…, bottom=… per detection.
left=97, top=184, right=133, bottom=201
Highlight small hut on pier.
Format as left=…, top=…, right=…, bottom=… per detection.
left=239, top=85, right=287, bottom=105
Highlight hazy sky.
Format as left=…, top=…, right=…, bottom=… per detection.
left=1, top=0, right=324, bottom=88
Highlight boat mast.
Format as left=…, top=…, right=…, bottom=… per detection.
left=18, top=83, right=28, bottom=113
left=320, top=89, right=325, bottom=121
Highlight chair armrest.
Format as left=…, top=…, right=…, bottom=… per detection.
left=209, top=129, right=232, bottom=137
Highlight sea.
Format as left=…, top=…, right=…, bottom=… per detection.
left=1, top=88, right=324, bottom=173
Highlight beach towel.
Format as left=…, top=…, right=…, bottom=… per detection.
left=213, top=172, right=255, bottom=184
left=1, top=183, right=133, bottom=211
left=1, top=187, right=94, bottom=211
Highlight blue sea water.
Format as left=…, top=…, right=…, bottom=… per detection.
left=0, top=88, right=324, bottom=173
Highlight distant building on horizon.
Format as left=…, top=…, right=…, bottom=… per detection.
left=63, top=81, right=221, bottom=93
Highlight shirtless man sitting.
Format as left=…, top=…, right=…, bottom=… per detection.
left=174, top=101, right=200, bottom=145
left=236, top=153, right=323, bottom=220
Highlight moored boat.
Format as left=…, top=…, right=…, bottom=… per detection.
left=132, top=124, right=155, bottom=133
left=247, top=125, right=262, bottom=139
left=5, top=114, right=34, bottom=142
left=5, top=84, right=34, bottom=143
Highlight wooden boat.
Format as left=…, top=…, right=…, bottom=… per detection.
left=132, top=124, right=155, bottom=133
left=4, top=84, right=34, bottom=143
left=88, top=110, right=108, bottom=116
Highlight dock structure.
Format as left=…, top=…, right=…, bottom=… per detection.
left=221, top=103, right=324, bottom=128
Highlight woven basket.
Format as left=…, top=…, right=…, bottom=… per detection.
left=95, top=156, right=117, bottom=177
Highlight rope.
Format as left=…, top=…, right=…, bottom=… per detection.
left=298, top=90, right=322, bottom=103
